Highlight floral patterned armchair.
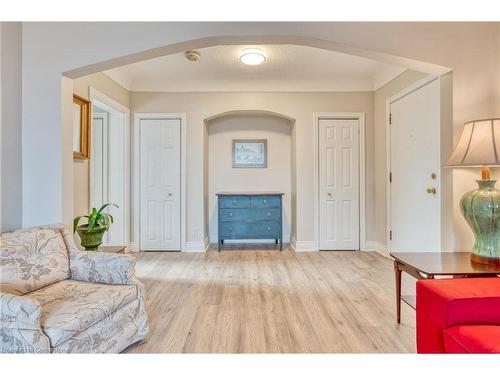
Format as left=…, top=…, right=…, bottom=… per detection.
left=0, top=225, right=149, bottom=353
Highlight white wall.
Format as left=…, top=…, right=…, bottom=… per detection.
left=131, top=91, right=374, bottom=245
left=207, top=115, right=292, bottom=243
left=72, top=72, right=130, bottom=218
left=1, top=22, right=22, bottom=232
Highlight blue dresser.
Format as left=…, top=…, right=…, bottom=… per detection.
left=217, top=192, right=284, bottom=251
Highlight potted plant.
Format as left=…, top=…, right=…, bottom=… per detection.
left=73, top=203, right=118, bottom=250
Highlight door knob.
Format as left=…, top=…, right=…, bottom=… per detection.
left=426, top=187, right=436, bottom=194
left=328, top=192, right=332, bottom=197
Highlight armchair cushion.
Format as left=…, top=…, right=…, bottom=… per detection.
left=27, top=279, right=138, bottom=347
left=0, top=228, right=70, bottom=295
left=444, top=325, right=500, bottom=353
left=417, top=277, right=500, bottom=353
left=69, top=249, right=136, bottom=285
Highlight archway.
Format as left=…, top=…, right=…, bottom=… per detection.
left=55, top=33, right=452, bottom=251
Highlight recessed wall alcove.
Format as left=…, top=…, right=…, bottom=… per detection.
left=203, top=110, right=296, bottom=244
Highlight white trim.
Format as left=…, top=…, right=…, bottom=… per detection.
left=313, top=112, right=366, bottom=251
left=89, top=87, right=130, bottom=114
left=184, top=237, right=210, bottom=252
left=385, top=75, right=438, bottom=253
left=363, top=241, right=389, bottom=258
left=128, top=241, right=139, bottom=252
left=133, top=112, right=187, bottom=252
left=290, top=237, right=316, bottom=252
left=88, top=87, right=131, bottom=248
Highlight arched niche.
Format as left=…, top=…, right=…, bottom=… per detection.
left=203, top=110, right=297, bottom=246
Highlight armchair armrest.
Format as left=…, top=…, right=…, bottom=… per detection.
left=1, top=292, right=41, bottom=330
left=416, top=277, right=500, bottom=353
left=0, top=292, right=50, bottom=353
left=69, top=248, right=136, bottom=285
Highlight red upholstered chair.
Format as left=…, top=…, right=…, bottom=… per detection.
left=416, top=277, right=500, bottom=353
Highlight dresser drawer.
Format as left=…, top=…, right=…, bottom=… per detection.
left=252, top=196, right=281, bottom=208
left=252, top=221, right=280, bottom=237
left=219, top=196, right=251, bottom=209
left=219, top=208, right=249, bottom=222
left=219, top=222, right=239, bottom=238
left=219, top=221, right=280, bottom=238
left=254, top=208, right=280, bottom=221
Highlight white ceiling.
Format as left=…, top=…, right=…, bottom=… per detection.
left=104, top=44, right=407, bottom=92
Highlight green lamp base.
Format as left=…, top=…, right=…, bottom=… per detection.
left=460, top=179, right=500, bottom=264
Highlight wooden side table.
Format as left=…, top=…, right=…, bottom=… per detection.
left=390, top=252, right=500, bottom=323
left=99, top=245, right=127, bottom=254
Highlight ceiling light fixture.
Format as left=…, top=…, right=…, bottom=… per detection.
left=239, top=48, right=266, bottom=65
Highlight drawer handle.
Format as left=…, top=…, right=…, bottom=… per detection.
left=267, top=212, right=271, bottom=217
left=233, top=200, right=237, bottom=204
left=229, top=212, right=233, bottom=217
left=267, top=226, right=271, bottom=231
left=263, top=199, right=267, bottom=204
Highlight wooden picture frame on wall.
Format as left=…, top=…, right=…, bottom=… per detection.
left=73, top=94, right=91, bottom=159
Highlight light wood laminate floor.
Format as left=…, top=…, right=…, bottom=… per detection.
left=127, top=245, right=416, bottom=353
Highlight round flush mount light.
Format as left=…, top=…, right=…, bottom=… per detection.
left=239, top=48, right=266, bottom=65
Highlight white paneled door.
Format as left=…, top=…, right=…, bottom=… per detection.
left=389, top=79, right=441, bottom=252
left=140, top=118, right=181, bottom=251
left=319, top=119, right=360, bottom=250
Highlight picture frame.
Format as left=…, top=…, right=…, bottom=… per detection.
left=232, top=139, right=267, bottom=168
left=73, top=94, right=91, bottom=159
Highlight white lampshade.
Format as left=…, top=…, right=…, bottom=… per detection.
left=447, top=118, right=500, bottom=167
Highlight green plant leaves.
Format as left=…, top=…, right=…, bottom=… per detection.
left=73, top=203, right=119, bottom=233
left=73, top=215, right=89, bottom=233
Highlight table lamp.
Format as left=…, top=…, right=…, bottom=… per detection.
left=447, top=118, right=500, bottom=265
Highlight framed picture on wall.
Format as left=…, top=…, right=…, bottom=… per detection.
left=232, top=139, right=267, bottom=168
left=73, top=94, right=91, bottom=159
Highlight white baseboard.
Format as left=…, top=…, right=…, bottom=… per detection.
left=290, top=237, right=317, bottom=252
left=363, top=241, right=389, bottom=257
left=127, top=242, right=139, bottom=252
left=184, top=237, right=209, bottom=252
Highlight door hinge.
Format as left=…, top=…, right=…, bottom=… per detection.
left=389, top=172, right=392, bottom=183
left=389, top=230, right=393, bottom=241
left=389, top=113, right=392, bottom=125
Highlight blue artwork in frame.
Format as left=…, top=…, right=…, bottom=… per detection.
left=232, top=139, right=267, bottom=168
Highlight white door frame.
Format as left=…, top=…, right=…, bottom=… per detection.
left=313, top=112, right=366, bottom=251
left=133, top=113, right=187, bottom=252
left=385, top=75, right=439, bottom=252
left=89, top=87, right=130, bottom=247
